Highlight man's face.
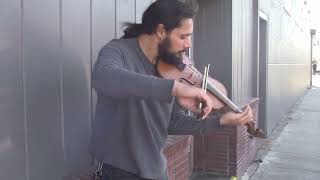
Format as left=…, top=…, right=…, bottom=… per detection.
left=158, top=18, right=193, bottom=65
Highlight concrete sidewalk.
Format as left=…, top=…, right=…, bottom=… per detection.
left=244, top=76, right=320, bottom=180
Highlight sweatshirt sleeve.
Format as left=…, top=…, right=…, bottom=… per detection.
left=168, top=100, right=222, bottom=135
left=92, top=41, right=174, bottom=102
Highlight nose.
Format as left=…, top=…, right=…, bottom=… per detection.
left=184, top=37, right=192, bottom=49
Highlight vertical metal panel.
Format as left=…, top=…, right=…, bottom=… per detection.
left=23, top=0, right=63, bottom=179
left=252, top=0, right=259, bottom=98
left=238, top=0, right=243, bottom=103
left=92, top=0, right=116, bottom=64
left=116, top=0, right=136, bottom=38
left=240, top=0, right=255, bottom=100
left=0, top=0, right=26, bottom=180
left=193, top=0, right=233, bottom=98
left=244, top=0, right=253, bottom=99
left=232, top=0, right=242, bottom=103
left=238, top=0, right=255, bottom=102
left=232, top=0, right=258, bottom=121
left=61, top=0, right=91, bottom=175
left=135, top=0, right=152, bottom=23
left=258, top=17, right=268, bottom=135
left=240, top=0, right=245, bottom=103
left=91, top=0, right=116, bottom=130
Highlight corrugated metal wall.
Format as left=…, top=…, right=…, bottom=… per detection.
left=0, top=0, right=25, bottom=179
left=0, top=0, right=153, bottom=180
left=232, top=0, right=256, bottom=104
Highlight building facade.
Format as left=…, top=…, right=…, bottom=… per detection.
left=259, top=0, right=311, bottom=137
left=0, top=0, right=311, bottom=179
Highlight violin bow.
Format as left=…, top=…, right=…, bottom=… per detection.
left=199, top=64, right=210, bottom=111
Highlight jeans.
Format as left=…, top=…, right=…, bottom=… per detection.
left=94, top=163, right=169, bottom=180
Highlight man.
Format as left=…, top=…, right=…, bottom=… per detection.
left=313, top=60, right=317, bottom=75
left=91, top=0, right=253, bottom=179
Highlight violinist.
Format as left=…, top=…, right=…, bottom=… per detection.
left=91, top=0, right=253, bottom=180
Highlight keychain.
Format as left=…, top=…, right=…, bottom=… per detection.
left=94, top=162, right=103, bottom=180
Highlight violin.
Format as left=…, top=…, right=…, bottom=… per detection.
left=156, top=55, right=263, bottom=138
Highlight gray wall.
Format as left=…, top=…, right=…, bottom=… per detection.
left=259, top=0, right=310, bottom=136
left=193, top=0, right=233, bottom=99
left=0, top=0, right=152, bottom=179
left=193, top=0, right=256, bottom=104
left=0, top=0, right=25, bottom=180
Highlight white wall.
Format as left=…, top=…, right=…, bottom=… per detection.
left=259, top=0, right=311, bottom=136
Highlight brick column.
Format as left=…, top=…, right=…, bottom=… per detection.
left=193, top=98, right=260, bottom=177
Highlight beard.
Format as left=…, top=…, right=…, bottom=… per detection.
left=158, top=37, right=186, bottom=66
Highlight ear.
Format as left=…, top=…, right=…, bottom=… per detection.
left=156, top=24, right=167, bottom=40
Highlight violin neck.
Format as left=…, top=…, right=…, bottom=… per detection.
left=206, top=81, right=243, bottom=113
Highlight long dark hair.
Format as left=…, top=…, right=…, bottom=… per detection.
left=122, top=0, right=195, bottom=39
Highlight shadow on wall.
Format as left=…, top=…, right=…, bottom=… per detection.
left=1, top=2, right=93, bottom=178
left=60, top=45, right=92, bottom=177
left=0, top=26, right=26, bottom=180
left=24, top=22, right=91, bottom=179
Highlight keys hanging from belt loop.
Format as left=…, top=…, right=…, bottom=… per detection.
left=94, top=161, right=103, bottom=180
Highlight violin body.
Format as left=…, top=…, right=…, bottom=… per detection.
left=157, top=56, right=227, bottom=110
left=156, top=55, right=263, bottom=138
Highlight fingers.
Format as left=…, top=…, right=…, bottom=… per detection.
left=199, top=91, right=213, bottom=119
left=219, top=105, right=254, bottom=126
left=238, top=105, right=253, bottom=125
left=198, top=89, right=213, bottom=119
left=175, top=85, right=213, bottom=119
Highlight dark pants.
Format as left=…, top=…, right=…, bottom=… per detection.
left=95, top=163, right=168, bottom=180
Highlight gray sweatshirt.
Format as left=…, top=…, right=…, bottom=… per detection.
left=91, top=38, right=221, bottom=179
